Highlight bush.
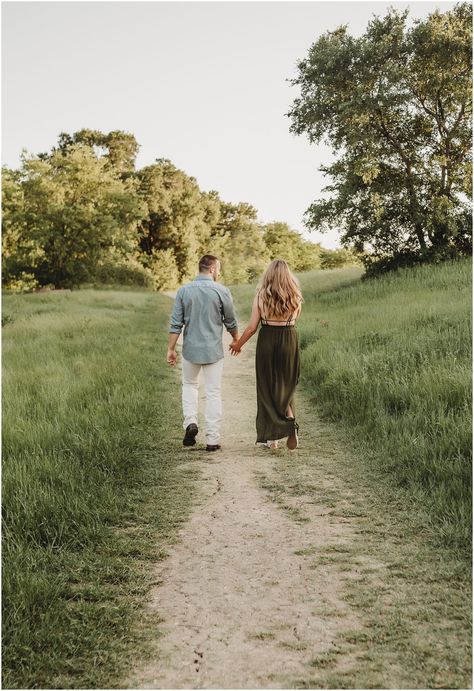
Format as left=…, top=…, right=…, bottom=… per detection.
left=2, top=272, right=39, bottom=293
left=362, top=245, right=472, bottom=279
left=320, top=247, right=363, bottom=269
left=93, top=260, right=155, bottom=288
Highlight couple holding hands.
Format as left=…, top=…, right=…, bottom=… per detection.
left=167, top=255, right=302, bottom=451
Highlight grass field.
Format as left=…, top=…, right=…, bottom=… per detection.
left=233, top=258, right=472, bottom=557
left=2, top=257, right=471, bottom=688
left=2, top=288, right=198, bottom=689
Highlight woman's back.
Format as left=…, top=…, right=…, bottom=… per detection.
left=256, top=261, right=302, bottom=327
left=258, top=295, right=300, bottom=326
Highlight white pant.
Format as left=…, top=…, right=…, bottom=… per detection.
left=182, top=357, right=224, bottom=445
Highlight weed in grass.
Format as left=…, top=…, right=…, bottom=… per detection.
left=249, top=631, right=276, bottom=641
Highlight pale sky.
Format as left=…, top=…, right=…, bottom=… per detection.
left=2, top=1, right=455, bottom=248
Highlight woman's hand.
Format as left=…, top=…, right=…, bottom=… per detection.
left=229, top=297, right=260, bottom=357
left=229, top=340, right=242, bottom=356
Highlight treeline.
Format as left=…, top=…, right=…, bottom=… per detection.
left=2, top=129, right=360, bottom=292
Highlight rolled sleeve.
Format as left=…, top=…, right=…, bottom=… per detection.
left=169, top=290, right=184, bottom=334
left=221, top=288, right=238, bottom=332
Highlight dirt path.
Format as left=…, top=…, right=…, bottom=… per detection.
left=124, top=324, right=377, bottom=689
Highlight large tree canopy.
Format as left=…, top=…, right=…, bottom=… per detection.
left=3, top=146, right=145, bottom=288
left=211, top=202, right=270, bottom=284
left=288, top=3, right=472, bottom=272
left=136, top=159, right=217, bottom=286
left=262, top=221, right=322, bottom=271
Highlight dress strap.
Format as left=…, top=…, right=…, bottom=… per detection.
left=258, top=293, right=296, bottom=325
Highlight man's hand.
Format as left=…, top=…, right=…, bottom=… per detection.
left=167, top=348, right=177, bottom=367
left=167, top=333, right=180, bottom=366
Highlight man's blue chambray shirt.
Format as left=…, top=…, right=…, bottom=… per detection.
left=169, top=275, right=238, bottom=364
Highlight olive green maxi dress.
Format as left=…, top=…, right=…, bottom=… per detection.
left=255, top=315, right=300, bottom=443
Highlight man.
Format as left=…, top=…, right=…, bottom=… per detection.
left=167, top=255, right=239, bottom=451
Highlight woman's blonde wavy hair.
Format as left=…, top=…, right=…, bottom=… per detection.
left=257, top=259, right=303, bottom=320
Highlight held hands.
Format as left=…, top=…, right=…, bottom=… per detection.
left=167, top=348, right=177, bottom=367
left=229, top=339, right=242, bottom=356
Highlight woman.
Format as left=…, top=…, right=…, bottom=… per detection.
left=230, top=259, right=302, bottom=450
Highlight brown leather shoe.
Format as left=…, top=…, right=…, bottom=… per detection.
left=206, top=444, right=221, bottom=452
left=183, top=423, right=198, bottom=446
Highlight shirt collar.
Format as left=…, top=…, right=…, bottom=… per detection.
left=194, top=274, right=214, bottom=281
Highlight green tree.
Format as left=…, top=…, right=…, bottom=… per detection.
left=136, top=159, right=213, bottom=286
left=319, top=247, right=363, bottom=269
left=212, top=202, right=270, bottom=284
left=143, top=249, right=180, bottom=291
left=288, top=3, right=472, bottom=272
left=262, top=222, right=303, bottom=269
left=2, top=167, right=41, bottom=291
left=262, top=221, right=321, bottom=271
left=8, top=146, right=145, bottom=287
left=297, top=239, right=322, bottom=271
left=54, top=129, right=139, bottom=174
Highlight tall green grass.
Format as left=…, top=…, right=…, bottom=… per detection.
left=2, top=289, right=196, bottom=689
left=232, top=259, right=471, bottom=556
left=296, top=259, right=472, bottom=556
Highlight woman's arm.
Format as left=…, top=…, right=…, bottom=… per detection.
left=229, top=295, right=260, bottom=355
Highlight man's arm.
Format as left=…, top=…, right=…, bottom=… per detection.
left=229, top=295, right=260, bottom=355
left=168, top=290, right=184, bottom=367
left=221, top=287, right=239, bottom=343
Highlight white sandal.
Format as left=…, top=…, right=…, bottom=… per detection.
left=266, top=440, right=279, bottom=449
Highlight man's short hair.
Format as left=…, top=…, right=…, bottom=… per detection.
left=199, top=254, right=219, bottom=273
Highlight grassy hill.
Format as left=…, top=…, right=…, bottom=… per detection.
left=233, top=258, right=472, bottom=557
left=2, top=289, right=197, bottom=688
